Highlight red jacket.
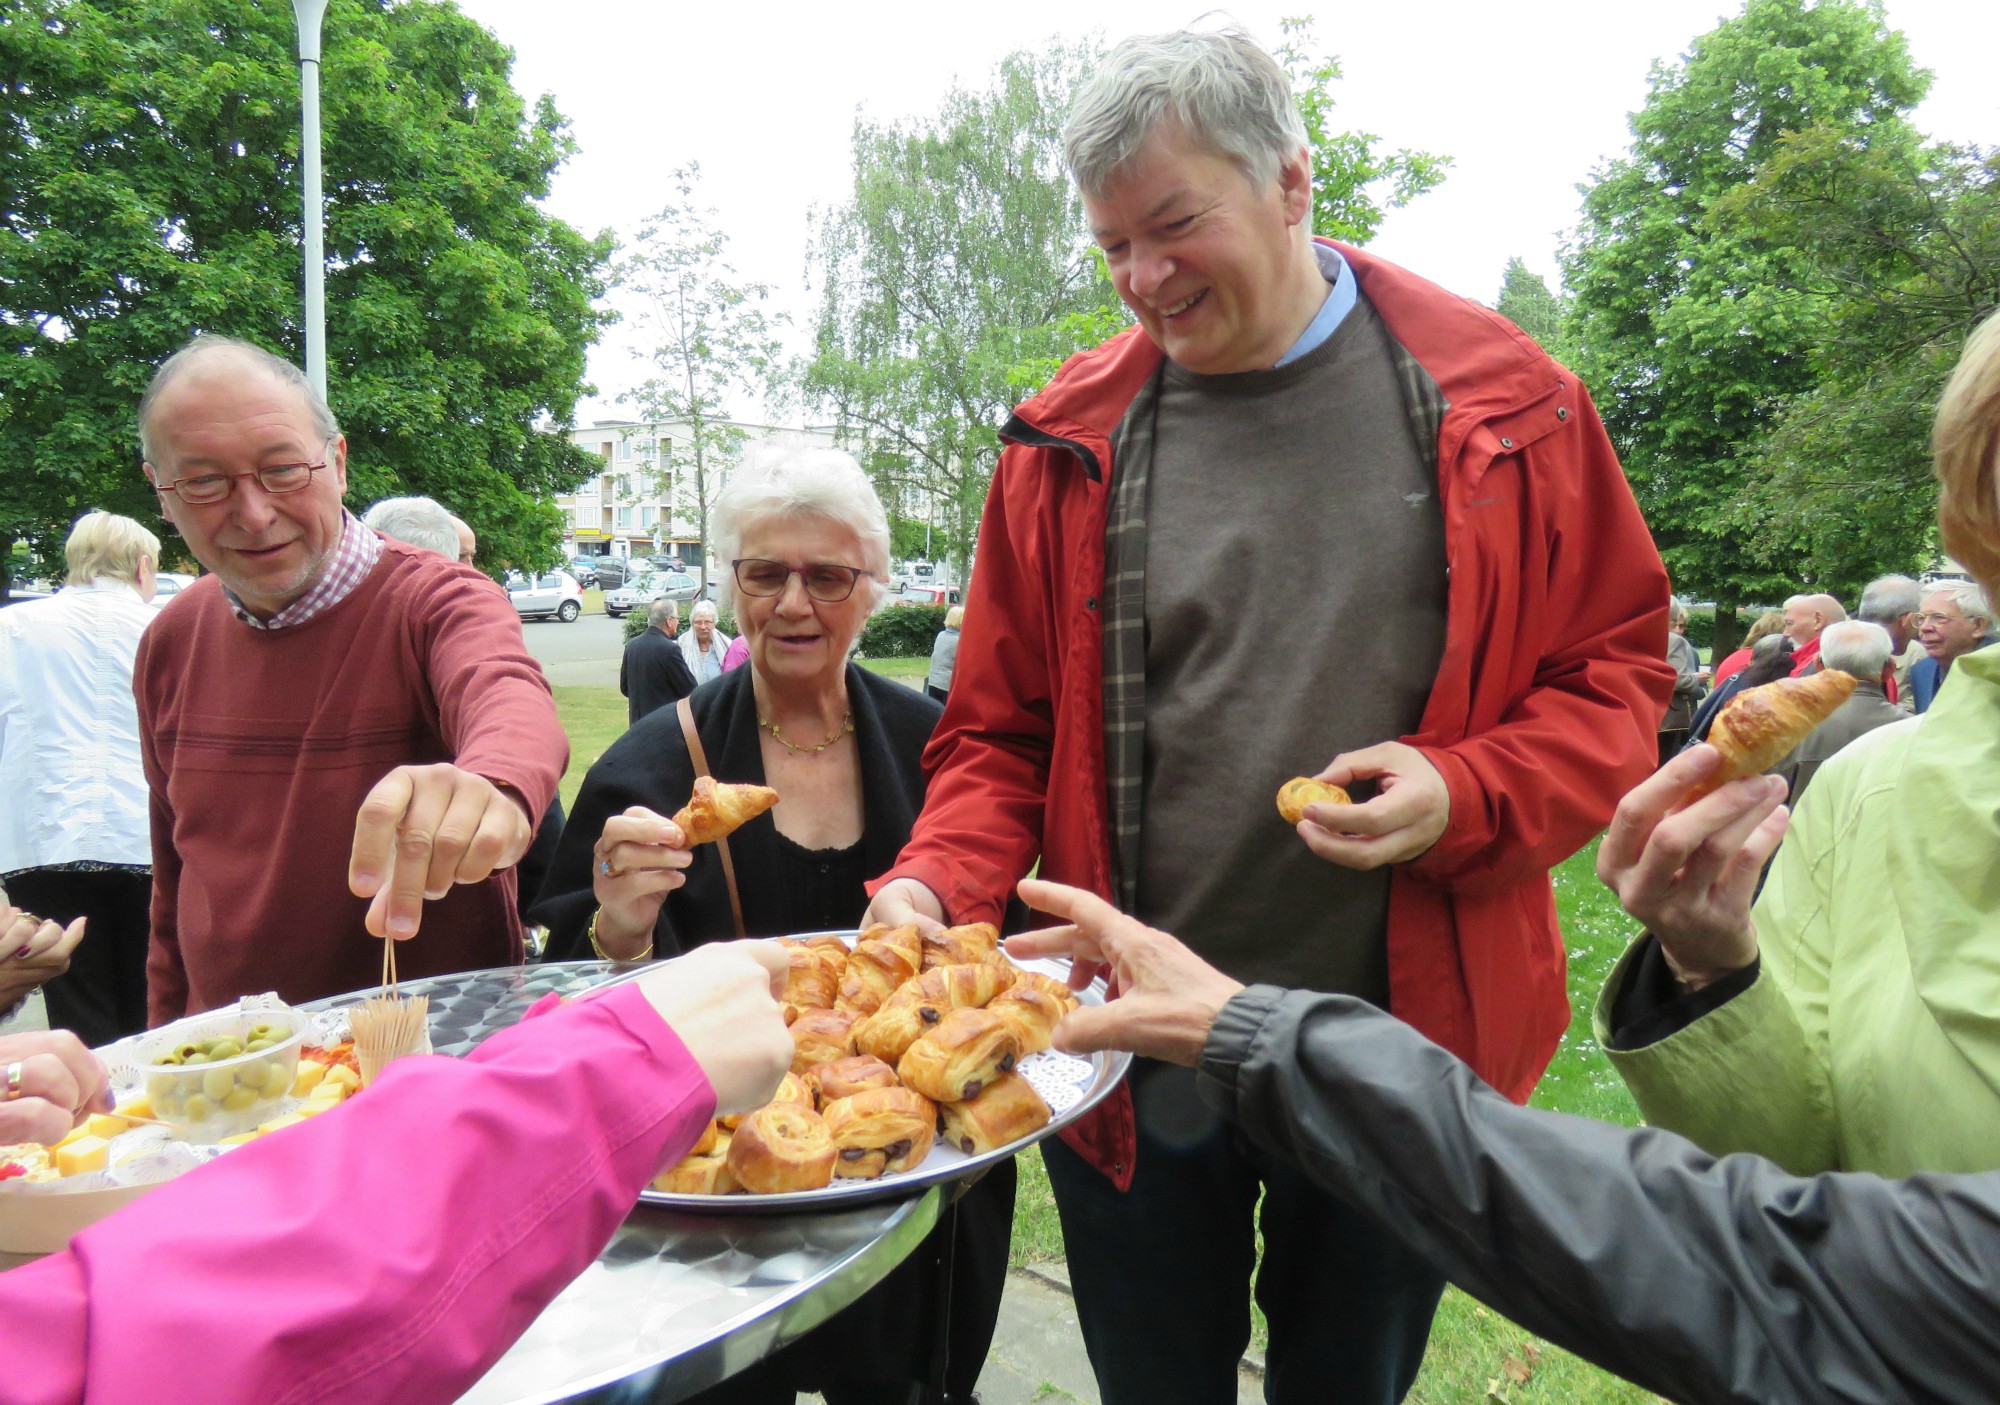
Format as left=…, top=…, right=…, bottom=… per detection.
left=872, top=243, right=1673, bottom=1187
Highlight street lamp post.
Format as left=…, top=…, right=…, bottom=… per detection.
left=291, top=0, right=330, bottom=402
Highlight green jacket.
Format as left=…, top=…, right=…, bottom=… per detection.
left=1594, top=646, right=2000, bottom=1176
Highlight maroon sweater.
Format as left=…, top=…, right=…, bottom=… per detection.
left=135, top=540, right=567, bottom=1024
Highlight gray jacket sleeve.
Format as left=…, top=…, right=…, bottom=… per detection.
left=1196, top=986, right=2000, bottom=1404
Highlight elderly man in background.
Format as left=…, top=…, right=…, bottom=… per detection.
left=621, top=597, right=695, bottom=726
left=0, top=512, right=163, bottom=1043
left=679, top=598, right=731, bottom=687
left=451, top=514, right=477, bottom=567
left=1910, top=579, right=1996, bottom=713
left=865, top=28, right=1671, bottom=1405
left=1857, top=573, right=1924, bottom=712
left=1768, top=621, right=1907, bottom=802
left=1780, top=592, right=1847, bottom=676
left=134, top=335, right=566, bottom=1023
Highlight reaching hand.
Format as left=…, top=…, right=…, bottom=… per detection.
left=349, top=764, right=534, bottom=939
left=1595, top=744, right=1788, bottom=991
left=0, top=907, right=87, bottom=1011
left=1295, top=742, right=1451, bottom=869
left=635, top=941, right=793, bottom=1116
left=0, top=1029, right=112, bottom=1147
left=1005, top=880, right=1244, bottom=1067
left=860, top=878, right=948, bottom=938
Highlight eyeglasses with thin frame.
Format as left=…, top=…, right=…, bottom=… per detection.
left=732, top=558, right=872, bottom=603
left=153, top=441, right=335, bottom=505
left=1917, top=611, right=1966, bottom=627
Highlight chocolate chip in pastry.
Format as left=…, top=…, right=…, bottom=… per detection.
left=789, top=1007, right=861, bottom=1074
left=938, top=1072, right=1051, bottom=1156
left=1276, top=776, right=1352, bottom=827
left=727, top=1102, right=838, bottom=1194
left=898, top=1007, right=1021, bottom=1103
left=1688, top=669, right=1857, bottom=802
left=821, top=1086, right=938, bottom=1178
left=671, top=775, right=780, bottom=846
left=805, top=1054, right=901, bottom=1108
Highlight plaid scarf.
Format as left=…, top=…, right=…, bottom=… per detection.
left=224, top=511, right=384, bottom=631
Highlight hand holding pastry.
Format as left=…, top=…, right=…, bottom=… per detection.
left=1291, top=742, right=1450, bottom=870
left=1276, top=776, right=1350, bottom=826
left=672, top=776, right=779, bottom=846
left=588, top=806, right=694, bottom=958
left=1007, top=880, right=1243, bottom=1067
left=1596, top=745, right=1788, bottom=992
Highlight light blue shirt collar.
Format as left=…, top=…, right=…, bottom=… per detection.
left=1273, top=244, right=1355, bottom=368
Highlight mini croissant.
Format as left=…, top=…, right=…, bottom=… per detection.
left=672, top=776, right=779, bottom=846
left=1689, top=669, right=1857, bottom=802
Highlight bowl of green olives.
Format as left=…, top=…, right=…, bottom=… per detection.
left=138, top=1007, right=309, bottom=1140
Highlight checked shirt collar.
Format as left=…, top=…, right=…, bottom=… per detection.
left=223, top=510, right=383, bottom=631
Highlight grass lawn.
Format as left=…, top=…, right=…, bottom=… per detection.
left=550, top=680, right=1654, bottom=1403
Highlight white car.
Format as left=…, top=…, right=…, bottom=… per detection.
left=506, top=570, right=584, bottom=623
left=148, top=572, right=199, bottom=609
left=604, top=570, right=700, bottom=619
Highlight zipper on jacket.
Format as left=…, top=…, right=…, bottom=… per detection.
left=1000, top=415, right=1102, bottom=483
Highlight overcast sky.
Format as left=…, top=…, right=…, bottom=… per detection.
left=448, top=0, right=2000, bottom=424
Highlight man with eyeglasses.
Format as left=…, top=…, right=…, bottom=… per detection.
left=131, top=335, right=567, bottom=1023
left=1910, top=579, right=1998, bottom=713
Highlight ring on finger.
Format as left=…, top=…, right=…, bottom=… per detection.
left=2, top=1061, right=24, bottom=1102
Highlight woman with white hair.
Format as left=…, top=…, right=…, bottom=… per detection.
left=0, top=511, right=160, bottom=1042
left=530, top=449, right=1009, bottom=1405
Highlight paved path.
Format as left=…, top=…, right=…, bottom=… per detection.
left=519, top=609, right=625, bottom=688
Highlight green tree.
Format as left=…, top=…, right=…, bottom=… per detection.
left=1494, top=257, right=1568, bottom=353
left=1563, top=0, right=1929, bottom=637
left=1714, top=129, right=2000, bottom=590
left=801, top=43, right=1122, bottom=581
left=0, top=0, right=610, bottom=594
left=1275, top=17, right=1449, bottom=244
left=612, top=164, right=785, bottom=597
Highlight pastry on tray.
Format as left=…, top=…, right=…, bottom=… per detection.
left=804, top=1054, right=902, bottom=1108
left=938, top=1073, right=1051, bottom=1156
left=821, top=1086, right=938, bottom=1178
left=898, top=1007, right=1021, bottom=1103
left=789, top=1008, right=860, bottom=1074
left=727, top=1103, right=838, bottom=1194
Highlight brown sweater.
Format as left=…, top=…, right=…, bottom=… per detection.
left=135, top=541, right=566, bottom=1023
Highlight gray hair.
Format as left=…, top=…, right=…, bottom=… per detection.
left=647, top=598, right=678, bottom=629
left=1667, top=595, right=1690, bottom=627
left=1063, top=28, right=1306, bottom=196
left=710, top=448, right=891, bottom=619
left=64, top=510, right=161, bottom=586
left=689, top=598, right=720, bottom=623
left=1925, top=578, right=1994, bottom=627
left=1857, top=574, right=1922, bottom=625
left=1818, top=620, right=1893, bottom=679
left=362, top=496, right=460, bottom=560
left=137, top=334, right=340, bottom=466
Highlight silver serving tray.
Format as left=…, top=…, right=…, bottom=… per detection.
left=611, top=930, right=1130, bottom=1214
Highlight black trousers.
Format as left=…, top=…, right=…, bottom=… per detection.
left=1044, top=1059, right=1445, bottom=1405
left=683, top=1157, right=1015, bottom=1404
left=4, top=867, right=152, bottom=1046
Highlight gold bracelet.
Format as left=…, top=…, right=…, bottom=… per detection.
left=587, top=908, right=654, bottom=963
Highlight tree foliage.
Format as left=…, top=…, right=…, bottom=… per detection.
left=1563, top=0, right=1930, bottom=616
left=1494, top=257, right=1568, bottom=354
left=1275, top=18, right=1449, bottom=244
left=0, top=0, right=610, bottom=590
left=613, top=164, right=784, bottom=597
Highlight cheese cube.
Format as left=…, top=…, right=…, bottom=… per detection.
left=323, top=1063, right=361, bottom=1094
left=256, top=1113, right=308, bottom=1136
left=55, top=1135, right=110, bottom=1176
left=112, top=1095, right=154, bottom=1122
left=84, top=1113, right=130, bottom=1139
left=291, top=1061, right=328, bottom=1097
left=294, top=1099, right=338, bottom=1118
left=52, top=1125, right=89, bottom=1152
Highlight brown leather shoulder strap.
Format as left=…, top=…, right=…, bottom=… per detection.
left=676, top=696, right=746, bottom=939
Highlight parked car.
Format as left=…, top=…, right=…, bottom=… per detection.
left=148, top=572, right=198, bottom=609
left=645, top=554, right=687, bottom=574
left=604, top=570, right=700, bottom=618
left=895, top=583, right=960, bottom=607
left=506, top=569, right=584, bottom=622
left=566, top=556, right=600, bottom=588
left=589, top=557, right=637, bottom=590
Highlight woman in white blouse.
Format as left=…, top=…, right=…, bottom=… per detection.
left=0, top=512, right=161, bottom=1042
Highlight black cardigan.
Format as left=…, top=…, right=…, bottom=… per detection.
left=532, top=663, right=943, bottom=960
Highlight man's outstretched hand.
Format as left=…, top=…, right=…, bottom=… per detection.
left=1006, top=880, right=1244, bottom=1067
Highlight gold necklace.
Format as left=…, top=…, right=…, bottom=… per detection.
left=760, top=709, right=853, bottom=756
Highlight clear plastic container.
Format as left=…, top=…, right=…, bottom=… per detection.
left=137, top=1005, right=308, bottom=1140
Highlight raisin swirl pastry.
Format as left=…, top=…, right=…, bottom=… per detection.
left=805, top=1054, right=902, bottom=1107
left=821, top=1086, right=938, bottom=1178
left=897, top=1007, right=1021, bottom=1103
left=938, top=1072, right=1051, bottom=1156
left=727, top=1103, right=838, bottom=1194
left=717, top=1070, right=811, bottom=1131
left=653, top=1136, right=740, bottom=1196
left=789, top=1008, right=860, bottom=1074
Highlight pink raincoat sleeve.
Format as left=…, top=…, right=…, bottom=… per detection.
left=0, top=982, right=715, bottom=1405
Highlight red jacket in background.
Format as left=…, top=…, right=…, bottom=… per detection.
left=870, top=242, right=1674, bottom=1187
